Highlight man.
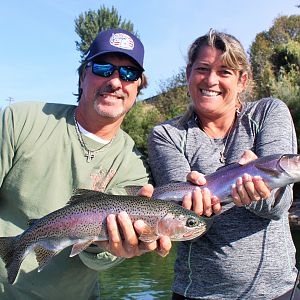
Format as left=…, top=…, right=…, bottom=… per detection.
left=0, top=28, right=171, bottom=300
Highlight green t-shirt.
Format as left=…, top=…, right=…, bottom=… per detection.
left=0, top=102, right=150, bottom=299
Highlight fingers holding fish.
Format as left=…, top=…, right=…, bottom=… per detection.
left=137, top=184, right=154, bottom=198
left=201, top=188, right=212, bottom=216
left=189, top=172, right=221, bottom=215
left=117, top=212, right=141, bottom=256
left=195, top=187, right=207, bottom=215
left=155, top=236, right=172, bottom=257
left=96, top=212, right=141, bottom=258
left=252, top=176, right=271, bottom=200
left=231, top=184, right=243, bottom=207
left=231, top=174, right=271, bottom=206
left=231, top=176, right=252, bottom=206
left=134, top=220, right=158, bottom=253
left=182, top=192, right=194, bottom=211
left=183, top=188, right=205, bottom=216
left=135, top=183, right=172, bottom=256
left=238, top=150, right=258, bottom=165
left=211, top=196, right=222, bottom=215
left=182, top=186, right=221, bottom=217
left=242, top=174, right=261, bottom=201
left=186, top=170, right=207, bottom=185
left=203, top=187, right=221, bottom=216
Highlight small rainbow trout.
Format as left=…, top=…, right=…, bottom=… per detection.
left=152, top=154, right=300, bottom=204
left=0, top=189, right=212, bottom=284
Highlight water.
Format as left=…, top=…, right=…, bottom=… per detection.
left=99, top=243, right=177, bottom=299
left=99, top=231, right=300, bottom=299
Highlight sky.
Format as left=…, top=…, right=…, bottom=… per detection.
left=0, top=0, right=299, bottom=108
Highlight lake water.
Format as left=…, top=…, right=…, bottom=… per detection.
left=99, top=244, right=176, bottom=299
left=99, top=231, right=300, bottom=299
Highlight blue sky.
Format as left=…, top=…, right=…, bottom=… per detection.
left=0, top=0, right=299, bottom=108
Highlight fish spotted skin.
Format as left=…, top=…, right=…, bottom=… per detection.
left=152, top=154, right=300, bottom=204
left=0, top=189, right=211, bottom=284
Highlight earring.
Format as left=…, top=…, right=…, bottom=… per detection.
left=235, top=93, right=242, bottom=114
left=237, top=93, right=242, bottom=105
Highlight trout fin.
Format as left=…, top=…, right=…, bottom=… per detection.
left=70, top=240, right=94, bottom=257
left=124, top=185, right=142, bottom=196
left=27, top=219, right=39, bottom=226
left=34, top=245, right=60, bottom=272
left=138, top=225, right=159, bottom=243
left=0, top=236, right=23, bottom=284
left=0, top=236, right=16, bottom=267
left=255, top=164, right=282, bottom=177
left=68, top=189, right=106, bottom=205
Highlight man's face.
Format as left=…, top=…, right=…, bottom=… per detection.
left=79, top=53, right=142, bottom=120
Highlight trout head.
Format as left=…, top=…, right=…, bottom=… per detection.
left=278, top=154, right=300, bottom=182
left=254, top=154, right=300, bottom=187
left=156, top=207, right=213, bottom=241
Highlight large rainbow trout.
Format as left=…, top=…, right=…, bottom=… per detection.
left=0, top=189, right=211, bottom=284
left=153, top=154, right=300, bottom=204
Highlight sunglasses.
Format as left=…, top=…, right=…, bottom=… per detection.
left=86, top=62, right=142, bottom=82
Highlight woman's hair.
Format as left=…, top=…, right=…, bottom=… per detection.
left=180, top=29, right=253, bottom=124
left=74, top=56, right=148, bottom=102
left=187, top=29, right=253, bottom=87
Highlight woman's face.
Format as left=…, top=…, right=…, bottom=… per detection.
left=186, top=45, right=247, bottom=118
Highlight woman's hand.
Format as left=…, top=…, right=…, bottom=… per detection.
left=95, top=184, right=172, bottom=258
left=184, top=171, right=222, bottom=217
left=231, top=150, right=271, bottom=206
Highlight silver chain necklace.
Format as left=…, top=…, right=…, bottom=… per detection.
left=198, top=108, right=240, bottom=164
left=219, top=108, right=240, bottom=164
left=73, top=113, right=114, bottom=163
left=219, top=124, right=234, bottom=164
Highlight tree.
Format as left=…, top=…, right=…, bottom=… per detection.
left=249, top=15, right=300, bottom=99
left=75, top=6, right=136, bottom=59
left=249, top=14, right=300, bottom=151
left=121, top=69, right=190, bottom=155
left=122, top=102, right=163, bottom=156
left=153, top=68, right=189, bottom=120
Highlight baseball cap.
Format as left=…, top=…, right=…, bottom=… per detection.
left=84, top=28, right=144, bottom=70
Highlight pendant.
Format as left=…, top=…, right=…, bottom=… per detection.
left=219, top=149, right=225, bottom=164
left=85, top=151, right=95, bottom=163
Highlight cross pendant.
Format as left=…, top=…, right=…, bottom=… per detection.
left=219, top=150, right=225, bottom=164
left=85, top=151, right=95, bottom=163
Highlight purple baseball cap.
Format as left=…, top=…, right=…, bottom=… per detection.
left=84, top=28, right=144, bottom=70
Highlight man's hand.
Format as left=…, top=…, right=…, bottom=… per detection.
left=95, top=184, right=172, bottom=258
left=231, top=150, right=271, bottom=206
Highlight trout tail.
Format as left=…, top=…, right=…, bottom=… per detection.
left=0, top=236, right=22, bottom=284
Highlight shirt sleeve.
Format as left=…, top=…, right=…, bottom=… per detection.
left=148, top=122, right=191, bottom=185
left=0, top=107, right=15, bottom=187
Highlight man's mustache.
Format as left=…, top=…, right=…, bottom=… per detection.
left=95, top=86, right=126, bottom=99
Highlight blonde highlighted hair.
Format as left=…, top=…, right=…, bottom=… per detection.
left=180, top=29, right=253, bottom=125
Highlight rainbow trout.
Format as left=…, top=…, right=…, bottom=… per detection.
left=152, top=154, right=300, bottom=204
left=0, top=189, right=212, bottom=284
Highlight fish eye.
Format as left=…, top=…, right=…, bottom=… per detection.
left=186, top=217, right=199, bottom=227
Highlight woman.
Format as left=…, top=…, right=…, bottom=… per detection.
left=148, top=29, right=298, bottom=299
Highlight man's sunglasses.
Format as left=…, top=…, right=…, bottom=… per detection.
left=86, top=62, right=142, bottom=82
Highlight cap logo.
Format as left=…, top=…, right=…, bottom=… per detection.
left=109, top=33, right=134, bottom=50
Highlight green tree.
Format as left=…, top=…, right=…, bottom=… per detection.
left=154, top=68, right=189, bottom=120
left=249, top=15, right=300, bottom=99
left=249, top=14, right=300, bottom=150
left=122, top=102, right=163, bottom=156
left=75, top=5, right=136, bottom=59
left=122, top=69, right=189, bottom=155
